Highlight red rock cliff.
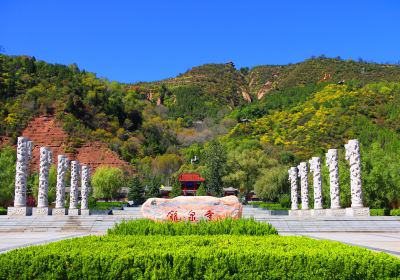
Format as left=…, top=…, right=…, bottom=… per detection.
left=21, top=115, right=132, bottom=173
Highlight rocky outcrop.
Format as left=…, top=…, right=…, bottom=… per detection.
left=21, top=115, right=131, bottom=172
left=241, top=88, right=252, bottom=103
left=256, top=81, right=273, bottom=100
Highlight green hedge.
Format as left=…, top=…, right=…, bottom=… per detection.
left=370, top=209, right=389, bottom=216
left=250, top=201, right=289, bottom=210
left=390, top=209, right=400, bottom=216
left=0, top=208, right=6, bottom=215
left=91, top=201, right=126, bottom=210
left=108, top=218, right=278, bottom=236
left=0, top=235, right=398, bottom=279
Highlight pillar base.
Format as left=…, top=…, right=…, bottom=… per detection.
left=310, top=209, right=326, bottom=216
left=326, top=208, right=346, bottom=216
left=32, top=207, right=52, bottom=216
left=53, top=208, right=68, bottom=216
left=81, top=209, right=90, bottom=216
left=299, top=209, right=311, bottom=217
left=346, top=207, right=370, bottom=216
left=289, top=209, right=300, bottom=216
left=68, top=209, right=80, bottom=216
left=7, top=207, right=32, bottom=216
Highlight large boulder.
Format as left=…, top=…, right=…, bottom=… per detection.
left=141, top=196, right=242, bottom=222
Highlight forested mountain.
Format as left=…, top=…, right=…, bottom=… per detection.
left=1, top=54, right=400, bottom=209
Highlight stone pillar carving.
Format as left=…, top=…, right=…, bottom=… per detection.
left=69, top=160, right=80, bottom=215
left=13, top=137, right=30, bottom=207
left=81, top=165, right=91, bottom=215
left=297, top=162, right=309, bottom=210
left=288, top=167, right=298, bottom=210
left=53, top=155, right=69, bottom=215
left=326, top=149, right=340, bottom=209
left=309, top=157, right=323, bottom=209
left=37, top=147, right=52, bottom=208
left=9, top=137, right=33, bottom=216
left=344, top=139, right=369, bottom=216
left=345, top=139, right=363, bottom=208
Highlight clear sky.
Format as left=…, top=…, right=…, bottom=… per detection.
left=1, top=0, right=399, bottom=83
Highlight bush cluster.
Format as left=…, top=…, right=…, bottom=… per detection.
left=108, top=218, right=278, bottom=236
left=370, top=209, right=389, bottom=216
left=0, top=208, right=6, bottom=215
left=249, top=201, right=289, bottom=210
left=390, top=209, right=400, bottom=216
left=0, top=235, right=398, bottom=279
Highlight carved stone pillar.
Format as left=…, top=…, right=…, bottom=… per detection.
left=288, top=167, right=300, bottom=216
left=80, top=165, right=91, bottom=215
left=345, top=139, right=369, bottom=216
left=288, top=167, right=298, bottom=210
left=33, top=147, right=53, bottom=215
left=297, top=162, right=309, bottom=211
left=309, top=157, right=323, bottom=209
left=8, top=137, right=33, bottom=216
left=325, top=149, right=340, bottom=209
left=325, top=149, right=346, bottom=216
left=37, top=147, right=52, bottom=207
left=69, top=160, right=80, bottom=215
left=53, top=155, right=69, bottom=215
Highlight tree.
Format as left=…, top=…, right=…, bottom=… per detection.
left=224, top=149, right=276, bottom=201
left=152, top=153, right=182, bottom=183
left=0, top=146, right=16, bottom=207
left=146, top=176, right=161, bottom=199
left=254, top=166, right=290, bottom=202
left=196, top=182, right=207, bottom=196
left=204, top=140, right=227, bottom=197
left=128, top=176, right=145, bottom=205
left=169, top=179, right=182, bottom=198
left=92, top=167, right=125, bottom=201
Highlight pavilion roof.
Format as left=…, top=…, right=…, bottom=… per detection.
left=178, top=173, right=205, bottom=182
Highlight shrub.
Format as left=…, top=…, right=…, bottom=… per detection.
left=370, top=209, right=389, bottom=216
left=390, top=209, right=400, bottom=216
left=107, top=218, right=278, bottom=236
left=0, top=208, right=7, bottom=215
left=0, top=235, right=398, bottom=279
left=249, top=201, right=289, bottom=210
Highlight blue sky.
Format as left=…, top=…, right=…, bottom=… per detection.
left=1, top=0, right=399, bottom=83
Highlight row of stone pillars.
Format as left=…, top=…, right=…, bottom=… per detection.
left=7, top=137, right=91, bottom=216
left=288, top=139, right=370, bottom=217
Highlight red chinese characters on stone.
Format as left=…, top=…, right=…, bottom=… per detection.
left=204, top=210, right=214, bottom=220
left=142, top=196, right=243, bottom=221
left=188, top=210, right=197, bottom=222
left=167, top=210, right=178, bottom=222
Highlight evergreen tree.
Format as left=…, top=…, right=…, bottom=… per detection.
left=128, top=176, right=145, bottom=205
left=204, top=140, right=227, bottom=197
left=196, top=182, right=207, bottom=196
left=169, top=179, right=182, bottom=198
left=146, top=176, right=161, bottom=199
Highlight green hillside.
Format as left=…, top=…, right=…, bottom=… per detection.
left=1, top=54, right=400, bottom=209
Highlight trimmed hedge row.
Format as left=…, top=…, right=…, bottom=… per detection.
left=108, top=218, right=278, bottom=236
left=0, top=235, right=398, bottom=279
left=390, top=209, right=400, bottom=216
left=249, top=201, right=289, bottom=210
left=0, top=208, right=6, bottom=215
left=370, top=208, right=400, bottom=216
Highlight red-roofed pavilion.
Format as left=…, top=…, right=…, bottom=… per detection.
left=178, top=172, right=205, bottom=196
